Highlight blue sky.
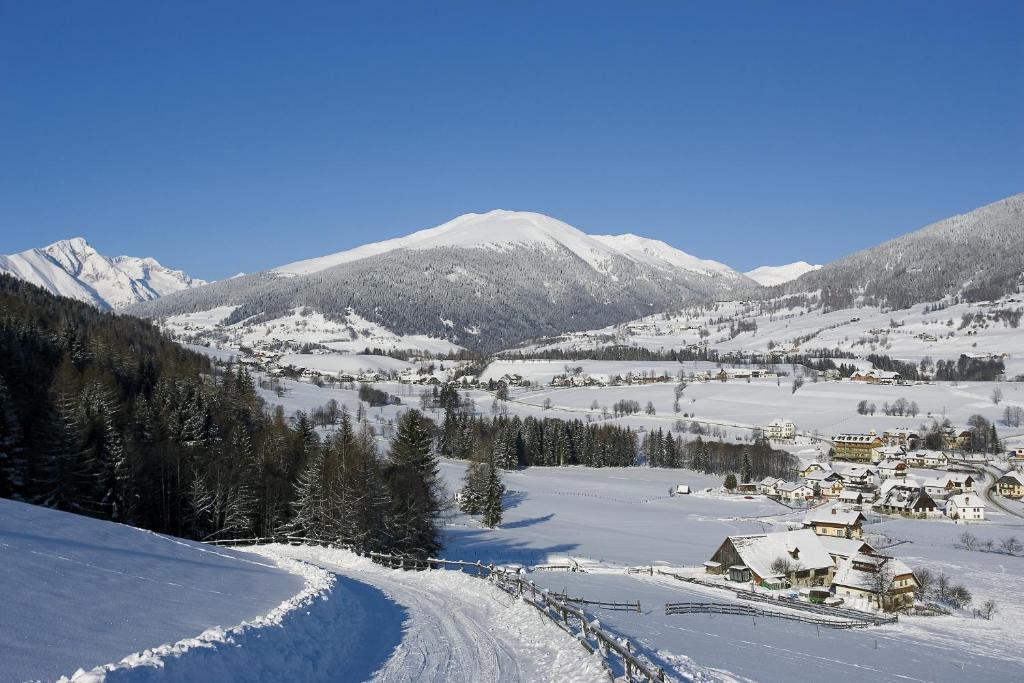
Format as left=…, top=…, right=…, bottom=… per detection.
left=1, top=1, right=1021, bottom=279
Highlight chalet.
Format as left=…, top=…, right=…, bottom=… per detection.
left=875, top=484, right=938, bottom=518
left=942, top=426, right=973, bottom=450
left=707, top=529, right=836, bottom=587
left=803, top=470, right=845, bottom=497
left=832, top=554, right=918, bottom=611
left=777, top=481, right=815, bottom=502
left=758, top=477, right=782, bottom=496
left=765, top=418, right=797, bottom=441
left=832, top=433, right=883, bottom=462
left=851, top=370, right=900, bottom=385
left=904, top=450, right=948, bottom=469
left=838, top=489, right=870, bottom=506
left=996, top=471, right=1024, bottom=499
left=876, top=459, right=908, bottom=480
left=946, top=493, right=985, bottom=521
left=803, top=507, right=867, bottom=539
left=836, top=464, right=877, bottom=488
left=922, top=474, right=974, bottom=499
left=874, top=445, right=906, bottom=463
left=883, top=428, right=920, bottom=449
left=798, top=461, right=827, bottom=478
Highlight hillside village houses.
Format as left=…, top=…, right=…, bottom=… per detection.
left=850, top=369, right=901, bottom=384
left=704, top=529, right=918, bottom=611
left=875, top=481, right=939, bottom=518
left=922, top=473, right=974, bottom=499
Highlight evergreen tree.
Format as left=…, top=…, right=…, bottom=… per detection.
left=385, top=410, right=443, bottom=557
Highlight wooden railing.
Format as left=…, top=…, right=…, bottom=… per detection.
left=664, top=602, right=871, bottom=629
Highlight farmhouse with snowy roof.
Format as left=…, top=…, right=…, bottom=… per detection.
left=832, top=554, right=918, bottom=611
left=875, top=484, right=938, bottom=518
left=707, top=529, right=835, bottom=587
left=803, top=507, right=867, bottom=539
left=905, top=450, right=948, bottom=469
left=850, top=369, right=901, bottom=384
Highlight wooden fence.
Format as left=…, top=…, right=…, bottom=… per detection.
left=664, top=602, right=872, bottom=629
left=209, top=536, right=665, bottom=681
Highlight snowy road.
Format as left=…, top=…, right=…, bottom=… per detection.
left=268, top=545, right=607, bottom=683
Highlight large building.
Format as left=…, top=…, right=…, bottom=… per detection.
left=764, top=418, right=796, bottom=441
left=832, top=432, right=883, bottom=462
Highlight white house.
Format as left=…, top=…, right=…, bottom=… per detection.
left=946, top=493, right=985, bottom=521
left=777, top=481, right=816, bottom=502
left=765, top=418, right=796, bottom=440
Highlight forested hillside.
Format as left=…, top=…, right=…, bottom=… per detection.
left=784, top=194, right=1024, bottom=309
left=0, top=274, right=444, bottom=557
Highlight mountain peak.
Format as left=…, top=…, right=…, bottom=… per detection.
left=745, top=261, right=823, bottom=287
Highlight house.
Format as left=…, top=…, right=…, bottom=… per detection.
left=946, top=493, right=985, bottom=521
left=904, top=450, right=948, bottom=469
left=876, top=459, right=908, bottom=480
left=883, top=428, right=920, bottom=450
left=836, top=464, right=877, bottom=488
left=838, top=489, right=870, bottom=506
left=832, top=433, right=883, bottom=462
left=922, top=474, right=974, bottom=499
left=942, top=426, right=973, bottom=450
left=803, top=470, right=845, bottom=497
left=832, top=554, right=918, bottom=611
left=851, top=370, right=901, bottom=385
left=874, top=445, right=906, bottom=463
left=765, top=418, right=797, bottom=441
left=758, top=477, right=782, bottom=496
left=996, top=471, right=1024, bottom=499
left=1007, top=448, right=1024, bottom=470
left=706, top=529, right=836, bottom=587
left=799, top=461, right=828, bottom=478
left=875, top=484, right=938, bottom=518
left=777, top=481, right=816, bottom=502
left=818, top=536, right=877, bottom=565
left=672, top=484, right=691, bottom=495
left=803, top=507, right=867, bottom=539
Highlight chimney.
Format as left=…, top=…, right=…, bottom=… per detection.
left=831, top=507, right=837, bottom=515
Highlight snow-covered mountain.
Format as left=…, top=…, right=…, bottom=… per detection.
left=786, top=193, right=1024, bottom=308
left=0, top=237, right=206, bottom=309
left=274, top=210, right=744, bottom=279
left=744, top=261, right=822, bottom=287
left=132, top=210, right=756, bottom=352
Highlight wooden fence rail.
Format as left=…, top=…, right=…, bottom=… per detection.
left=664, top=602, right=870, bottom=629
left=208, top=536, right=665, bottom=681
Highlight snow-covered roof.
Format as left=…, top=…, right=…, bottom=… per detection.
left=804, top=508, right=866, bottom=527
left=725, top=529, right=835, bottom=579
left=947, top=493, right=984, bottom=509
left=999, top=471, right=1024, bottom=486
left=832, top=554, right=915, bottom=591
left=832, top=433, right=881, bottom=444
left=777, top=481, right=813, bottom=493
left=818, top=536, right=874, bottom=560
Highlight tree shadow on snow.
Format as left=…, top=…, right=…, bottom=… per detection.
left=501, top=513, right=554, bottom=529
left=332, top=575, right=408, bottom=681
left=501, top=489, right=527, bottom=510
left=440, top=525, right=579, bottom=566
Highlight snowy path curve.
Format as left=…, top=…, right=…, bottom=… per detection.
left=268, top=545, right=607, bottom=683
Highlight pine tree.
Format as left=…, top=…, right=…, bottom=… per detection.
left=481, top=455, right=505, bottom=529
left=385, top=410, right=443, bottom=557
left=741, top=451, right=753, bottom=484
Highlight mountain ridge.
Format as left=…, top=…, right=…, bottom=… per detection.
left=0, top=237, right=206, bottom=309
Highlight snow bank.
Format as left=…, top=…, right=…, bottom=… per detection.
left=0, top=499, right=302, bottom=682
left=63, top=552, right=344, bottom=682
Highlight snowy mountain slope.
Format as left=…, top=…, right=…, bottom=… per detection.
left=132, top=210, right=755, bottom=352
left=0, top=237, right=206, bottom=309
left=786, top=193, right=1024, bottom=307
left=0, top=498, right=302, bottom=682
left=275, top=210, right=746, bottom=280
left=744, top=261, right=821, bottom=286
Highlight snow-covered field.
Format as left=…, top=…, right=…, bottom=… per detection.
left=521, top=296, right=1024, bottom=377
left=438, top=461, right=1024, bottom=682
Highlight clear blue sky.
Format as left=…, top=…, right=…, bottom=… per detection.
left=1, top=1, right=1021, bottom=279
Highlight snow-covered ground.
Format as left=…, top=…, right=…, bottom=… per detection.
left=163, top=306, right=463, bottom=356
left=0, top=499, right=302, bottom=682
left=520, top=296, right=1024, bottom=377
left=438, top=461, right=1024, bottom=682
